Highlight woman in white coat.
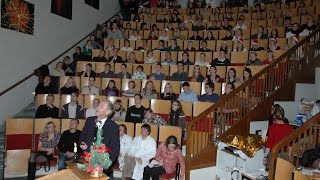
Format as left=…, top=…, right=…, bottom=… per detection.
left=122, top=124, right=156, bottom=180
left=118, top=124, right=132, bottom=171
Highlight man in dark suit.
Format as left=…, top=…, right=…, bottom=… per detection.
left=251, top=25, right=268, bottom=40
left=79, top=100, right=120, bottom=179
left=108, top=48, right=123, bottom=63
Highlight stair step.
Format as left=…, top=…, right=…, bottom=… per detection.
left=190, top=144, right=217, bottom=170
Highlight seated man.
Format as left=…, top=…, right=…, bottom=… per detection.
left=211, top=50, right=231, bottom=66
left=125, top=94, right=146, bottom=124
left=150, top=63, right=166, bottom=80
left=198, top=82, right=220, bottom=103
left=116, top=63, right=132, bottom=79
left=58, top=119, right=82, bottom=170
left=161, top=51, right=176, bottom=65
left=199, top=40, right=212, bottom=52
left=60, top=92, right=84, bottom=119
left=108, top=48, right=123, bottom=63
left=81, top=77, right=100, bottom=95
left=178, top=82, right=198, bottom=103
left=35, top=75, right=55, bottom=95
left=92, top=50, right=107, bottom=62
left=35, top=94, right=59, bottom=118
left=142, top=108, right=167, bottom=126
left=99, top=63, right=115, bottom=78
left=170, top=61, right=188, bottom=81
left=122, top=124, right=156, bottom=180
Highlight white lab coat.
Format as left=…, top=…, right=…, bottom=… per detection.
left=119, top=134, right=133, bottom=170
left=127, top=135, right=156, bottom=180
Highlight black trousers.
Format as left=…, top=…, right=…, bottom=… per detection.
left=143, top=166, right=166, bottom=180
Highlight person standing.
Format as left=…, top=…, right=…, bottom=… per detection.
left=80, top=100, right=120, bottom=179
left=58, top=119, right=81, bottom=170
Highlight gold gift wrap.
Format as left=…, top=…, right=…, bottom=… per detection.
left=218, top=134, right=266, bottom=157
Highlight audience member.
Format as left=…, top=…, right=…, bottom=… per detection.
left=92, top=50, right=107, bottom=62
left=241, top=68, right=252, bottom=83
left=160, top=83, right=177, bottom=101
left=99, top=63, right=115, bottom=78
left=150, top=63, right=166, bottom=80
left=122, top=124, right=156, bottom=180
left=178, top=82, right=198, bottom=103
left=191, top=65, right=205, bottom=82
left=108, top=48, right=124, bottom=63
left=60, top=77, right=78, bottom=94
left=198, top=82, right=220, bottom=103
left=168, top=100, right=186, bottom=130
left=161, top=51, right=176, bottom=65
left=132, top=65, right=147, bottom=80
left=51, top=62, right=65, bottom=77
left=73, top=46, right=85, bottom=61
left=204, top=66, right=221, bottom=83
left=246, top=51, right=263, bottom=66
left=118, top=124, right=133, bottom=171
left=60, top=92, right=84, bottom=119
left=122, top=80, right=139, bottom=98
left=112, top=99, right=127, bottom=122
left=170, top=61, right=188, bottom=81
left=35, top=75, right=55, bottom=95
left=211, top=50, right=231, bottom=66
left=81, top=77, right=100, bottom=95
left=144, top=50, right=158, bottom=64
left=80, top=63, right=96, bottom=77
left=141, top=81, right=158, bottom=100
left=142, top=108, right=167, bottom=126
left=121, top=39, right=134, bottom=52
left=35, top=94, right=59, bottom=118
left=116, top=63, right=132, bottom=79
left=181, top=51, right=194, bottom=65
left=82, top=40, right=93, bottom=60
left=195, top=53, right=209, bottom=66
left=226, top=68, right=240, bottom=83
left=86, top=99, right=100, bottom=118
left=58, top=119, right=81, bottom=170
left=125, top=94, right=146, bottom=124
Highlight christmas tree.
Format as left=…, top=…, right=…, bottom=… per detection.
left=82, top=128, right=112, bottom=173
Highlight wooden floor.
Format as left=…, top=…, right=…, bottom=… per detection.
left=189, top=144, right=217, bottom=170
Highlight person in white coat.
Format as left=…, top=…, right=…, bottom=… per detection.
left=122, top=124, right=156, bottom=180
left=118, top=124, right=132, bottom=171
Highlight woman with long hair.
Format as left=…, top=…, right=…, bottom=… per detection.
left=112, top=99, right=127, bottom=122
left=168, top=100, right=186, bottom=130
left=104, top=80, right=119, bottom=97
left=60, top=77, right=78, bottom=94
left=141, top=81, right=157, bottom=100
left=160, top=83, right=176, bottom=101
left=241, top=68, right=252, bottom=83
left=226, top=68, right=240, bottom=83
left=191, top=65, right=205, bottom=82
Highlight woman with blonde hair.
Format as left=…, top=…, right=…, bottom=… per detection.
left=36, top=121, right=61, bottom=164
left=160, top=83, right=177, bottom=101
left=60, top=77, right=78, bottom=94
left=141, top=81, right=157, bottom=100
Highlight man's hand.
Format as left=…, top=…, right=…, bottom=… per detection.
left=80, top=142, right=88, bottom=151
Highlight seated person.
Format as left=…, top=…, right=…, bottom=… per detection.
left=154, top=40, right=166, bottom=51
left=35, top=94, right=59, bottom=118
left=132, top=65, right=147, bottom=80
left=99, top=63, right=115, bottom=78
left=241, top=68, right=252, bottom=83
left=129, top=30, right=141, bottom=40
left=150, top=63, right=166, bottom=80
left=233, top=39, right=248, bottom=52
left=122, top=124, right=156, bottom=180
left=62, top=56, right=76, bottom=76
left=158, top=30, right=169, bottom=41
left=51, top=62, right=65, bottom=77
left=204, top=31, right=216, bottom=40
left=157, top=14, right=168, bottom=23
left=251, top=25, right=268, bottom=40
left=170, top=61, right=188, bottom=81
left=204, top=66, right=221, bottom=83
left=181, top=51, right=193, bottom=65
left=207, top=20, right=221, bottom=30
left=122, top=81, right=139, bottom=98
left=172, top=28, right=185, bottom=40
left=226, top=68, right=240, bottom=83
left=137, top=40, right=151, bottom=51
left=264, top=106, right=293, bottom=169
left=143, top=136, right=185, bottom=180
left=211, top=50, right=231, bottom=66
left=246, top=51, right=263, bottom=66
left=168, top=100, right=186, bottom=131
left=85, top=99, right=100, bottom=118
left=160, top=83, right=177, bottom=101
left=141, top=81, right=157, bottom=100
left=112, top=99, right=127, bottom=122
left=192, top=19, right=205, bottom=31
left=268, top=38, right=280, bottom=51
left=222, top=19, right=233, bottom=31
left=161, top=51, right=176, bottom=65
left=81, top=77, right=100, bottom=95
left=104, top=38, right=115, bottom=51
left=58, top=119, right=81, bottom=170
left=249, top=39, right=265, bottom=51
left=191, top=65, right=205, bottom=82
left=144, top=50, right=158, bottom=64
left=104, top=79, right=120, bottom=96
left=198, top=82, right=220, bottom=103
left=116, top=63, right=132, bottom=79
left=199, top=40, right=212, bottom=52
left=125, top=94, right=146, bottom=124
left=108, top=48, right=124, bottom=63
left=36, top=121, right=61, bottom=164
left=35, top=75, right=55, bottom=95
left=80, top=63, right=96, bottom=77
left=148, top=31, right=158, bottom=40
left=195, top=53, right=210, bottom=66
left=92, top=50, right=107, bottom=62
left=126, top=52, right=139, bottom=64
left=184, top=41, right=196, bottom=51
left=61, top=77, right=79, bottom=94
left=60, top=92, right=84, bottom=119
left=178, top=82, right=198, bottom=103
left=222, top=30, right=233, bottom=40
left=189, top=31, right=203, bottom=40
left=167, top=39, right=180, bottom=52
left=142, top=108, right=167, bottom=126
left=118, top=124, right=133, bottom=171
left=120, top=39, right=134, bottom=52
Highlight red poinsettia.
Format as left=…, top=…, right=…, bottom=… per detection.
left=81, top=151, right=93, bottom=164
left=97, top=145, right=111, bottom=153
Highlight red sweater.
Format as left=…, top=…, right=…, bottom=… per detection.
left=266, top=123, right=293, bottom=149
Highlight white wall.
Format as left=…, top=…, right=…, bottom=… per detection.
left=0, top=0, right=120, bottom=124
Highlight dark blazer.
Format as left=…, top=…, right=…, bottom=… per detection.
left=79, top=116, right=120, bottom=163
left=250, top=33, right=268, bottom=40
left=60, top=103, right=84, bottom=119
left=108, top=56, right=123, bottom=63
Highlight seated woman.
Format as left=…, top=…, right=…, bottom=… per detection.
left=195, top=53, right=209, bottom=66
left=226, top=68, right=240, bottom=84
left=104, top=80, right=120, bottom=96
left=126, top=51, right=139, bottom=63
left=263, top=50, right=275, bottom=65
left=35, top=75, right=55, bottom=95
left=118, top=124, right=133, bottom=171
left=268, top=38, right=280, bottom=51
left=82, top=40, right=93, bottom=60
left=148, top=31, right=158, bottom=40
left=204, top=66, right=221, bottom=83
left=241, top=68, right=252, bottom=83
left=132, top=65, right=147, bottom=80
left=143, top=136, right=185, bottom=180
left=245, top=51, right=263, bottom=66
left=191, top=65, right=205, bottom=82
left=112, top=99, right=126, bottom=122
left=120, top=39, right=134, bottom=52
left=122, top=124, right=156, bottom=180
left=122, top=80, right=139, bottom=98
left=80, top=63, right=96, bottom=77
left=60, top=77, right=78, bottom=94
left=168, top=100, right=186, bottom=131
left=36, top=121, right=61, bottom=164
left=142, top=108, right=167, bottom=126
left=141, top=80, right=157, bottom=100
left=158, top=30, right=169, bottom=41
left=144, top=50, right=158, bottom=64
left=233, top=39, right=248, bottom=52
left=264, top=106, right=293, bottom=169
left=86, top=99, right=100, bottom=118
left=51, top=62, right=65, bottom=77
left=154, top=40, right=166, bottom=51
left=160, top=83, right=177, bottom=101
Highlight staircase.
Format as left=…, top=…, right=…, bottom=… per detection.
left=185, top=28, right=320, bottom=179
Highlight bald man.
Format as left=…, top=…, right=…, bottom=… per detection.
left=80, top=100, right=120, bottom=179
